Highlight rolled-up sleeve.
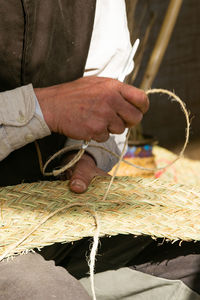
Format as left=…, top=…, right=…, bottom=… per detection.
left=0, top=84, right=51, bottom=161
left=65, top=137, right=122, bottom=172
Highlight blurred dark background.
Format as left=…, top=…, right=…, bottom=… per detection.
left=125, top=0, right=200, bottom=159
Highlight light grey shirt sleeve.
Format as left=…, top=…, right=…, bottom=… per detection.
left=0, top=84, right=51, bottom=161
left=65, top=137, right=122, bottom=172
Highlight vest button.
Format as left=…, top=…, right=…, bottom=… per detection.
left=25, top=134, right=34, bottom=142
left=17, top=111, right=26, bottom=123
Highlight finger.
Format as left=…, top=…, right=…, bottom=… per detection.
left=69, top=155, right=106, bottom=193
left=107, top=114, right=126, bottom=134
left=70, top=166, right=95, bottom=193
left=111, top=94, right=143, bottom=128
left=87, top=120, right=110, bottom=142
left=117, top=105, right=143, bottom=128
left=100, top=78, right=149, bottom=114
left=96, top=87, right=145, bottom=128
left=119, top=84, right=149, bottom=114
left=92, top=130, right=110, bottom=142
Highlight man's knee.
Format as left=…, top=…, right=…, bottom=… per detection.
left=0, top=253, right=90, bottom=300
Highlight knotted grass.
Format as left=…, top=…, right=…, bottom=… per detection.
left=1, top=176, right=200, bottom=261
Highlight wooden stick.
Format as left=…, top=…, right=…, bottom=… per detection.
left=140, top=0, right=183, bottom=90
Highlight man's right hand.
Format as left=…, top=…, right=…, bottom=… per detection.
left=35, top=76, right=149, bottom=142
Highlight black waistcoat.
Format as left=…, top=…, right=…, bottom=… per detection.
left=0, top=0, right=96, bottom=186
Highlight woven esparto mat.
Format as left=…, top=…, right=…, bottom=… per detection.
left=1, top=176, right=200, bottom=259
left=154, top=146, right=200, bottom=185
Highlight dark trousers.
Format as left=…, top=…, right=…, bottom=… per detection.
left=39, top=234, right=200, bottom=295
left=1, top=235, right=200, bottom=299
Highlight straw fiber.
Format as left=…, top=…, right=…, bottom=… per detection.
left=154, top=146, right=200, bottom=185
left=1, top=175, right=200, bottom=259
left=109, top=156, right=156, bottom=177
left=109, top=146, right=200, bottom=185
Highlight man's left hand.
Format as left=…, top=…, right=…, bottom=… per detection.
left=63, top=153, right=109, bottom=193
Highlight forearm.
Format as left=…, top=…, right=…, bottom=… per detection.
left=0, top=84, right=50, bottom=161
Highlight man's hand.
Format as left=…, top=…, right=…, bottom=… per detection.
left=62, top=152, right=109, bottom=193
left=35, top=76, right=149, bottom=143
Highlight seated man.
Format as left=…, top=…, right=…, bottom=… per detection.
left=0, top=1, right=199, bottom=299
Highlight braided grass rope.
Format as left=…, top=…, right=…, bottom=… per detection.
left=1, top=176, right=200, bottom=260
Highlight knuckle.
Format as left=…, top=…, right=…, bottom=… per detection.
left=113, top=127, right=125, bottom=134
left=88, top=121, right=107, bottom=136
left=98, top=95, right=115, bottom=114
left=94, top=132, right=109, bottom=143
left=109, top=122, right=125, bottom=134
left=118, top=126, right=125, bottom=134
left=96, top=123, right=107, bottom=135
left=99, top=99, right=110, bottom=113
left=103, top=78, right=121, bottom=91
left=104, top=77, right=116, bottom=86
left=85, top=122, right=94, bottom=134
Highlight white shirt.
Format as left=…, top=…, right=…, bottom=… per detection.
left=0, top=0, right=133, bottom=170
left=84, top=0, right=132, bottom=78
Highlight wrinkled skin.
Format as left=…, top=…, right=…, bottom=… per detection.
left=35, top=76, right=149, bottom=142
left=35, top=76, right=149, bottom=193
left=61, top=152, right=109, bottom=193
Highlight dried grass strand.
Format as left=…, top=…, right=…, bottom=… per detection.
left=0, top=202, right=97, bottom=262
left=146, top=88, right=190, bottom=159
left=88, top=212, right=100, bottom=300
left=102, top=130, right=130, bottom=202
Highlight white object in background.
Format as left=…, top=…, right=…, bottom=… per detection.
left=118, top=38, right=140, bottom=82
left=112, top=38, right=140, bottom=152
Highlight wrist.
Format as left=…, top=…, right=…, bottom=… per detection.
left=34, top=87, right=56, bottom=132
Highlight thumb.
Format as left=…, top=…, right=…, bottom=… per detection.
left=70, top=175, right=93, bottom=194
left=69, top=155, right=106, bottom=193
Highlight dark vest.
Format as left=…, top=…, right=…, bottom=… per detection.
left=0, top=0, right=96, bottom=186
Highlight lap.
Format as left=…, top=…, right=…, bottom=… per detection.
left=131, top=240, right=200, bottom=295
left=0, top=253, right=90, bottom=300
left=39, top=235, right=200, bottom=295
left=2, top=235, right=200, bottom=299
left=80, top=268, right=200, bottom=300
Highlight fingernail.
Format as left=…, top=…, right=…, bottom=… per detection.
left=71, top=179, right=86, bottom=191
